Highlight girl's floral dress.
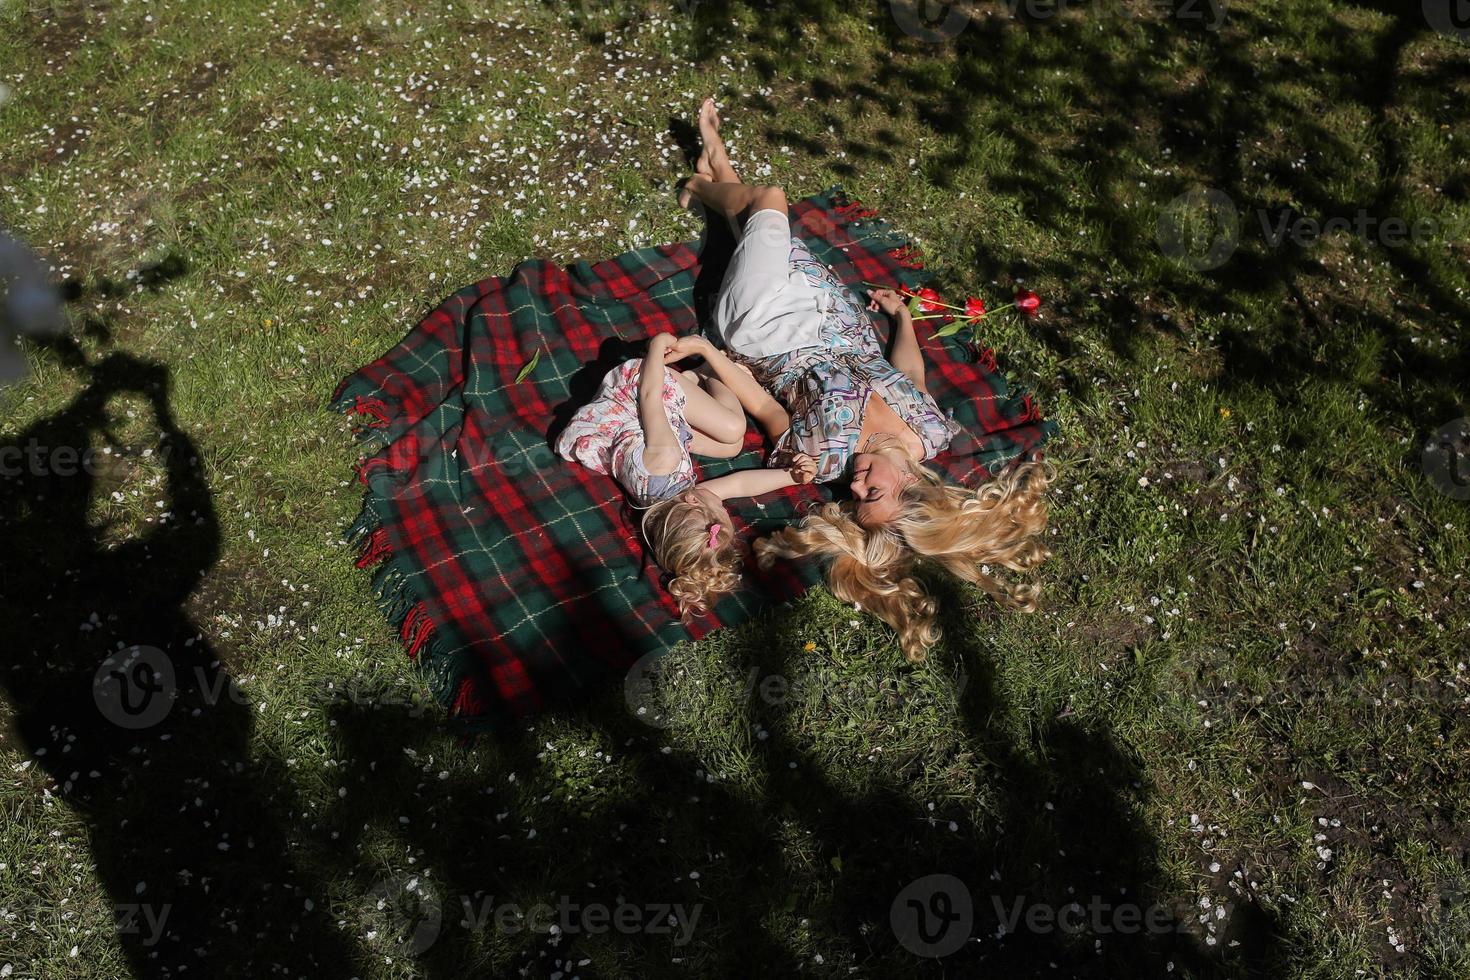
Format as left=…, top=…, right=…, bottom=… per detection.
left=555, top=359, right=698, bottom=507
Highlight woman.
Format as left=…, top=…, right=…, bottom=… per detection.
left=671, top=99, right=1051, bottom=661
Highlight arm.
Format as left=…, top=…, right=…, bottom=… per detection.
left=700, top=469, right=797, bottom=501
left=666, top=335, right=791, bottom=442
left=699, top=453, right=817, bottom=501
left=869, top=288, right=927, bottom=393
left=638, top=334, right=682, bottom=475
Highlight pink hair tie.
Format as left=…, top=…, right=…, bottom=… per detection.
left=705, top=523, right=722, bottom=550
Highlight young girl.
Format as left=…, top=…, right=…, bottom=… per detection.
left=556, top=330, right=815, bottom=619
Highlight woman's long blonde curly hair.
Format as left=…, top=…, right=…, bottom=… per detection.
left=755, top=447, right=1051, bottom=662
left=641, top=496, right=743, bottom=620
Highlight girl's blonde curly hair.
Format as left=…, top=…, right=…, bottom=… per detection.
left=641, top=496, right=742, bottom=620
left=755, top=450, right=1051, bottom=662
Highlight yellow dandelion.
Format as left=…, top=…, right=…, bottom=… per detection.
left=1219, top=408, right=1231, bottom=418
left=803, top=641, right=816, bottom=652
left=264, top=318, right=273, bottom=328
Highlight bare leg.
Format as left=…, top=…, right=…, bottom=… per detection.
left=697, top=98, right=741, bottom=185
left=696, top=369, right=745, bottom=428
left=675, top=370, right=747, bottom=456
left=681, top=176, right=785, bottom=226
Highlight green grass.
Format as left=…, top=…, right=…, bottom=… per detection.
left=1, top=0, right=1468, bottom=976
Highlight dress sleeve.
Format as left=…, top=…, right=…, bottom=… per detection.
left=919, top=387, right=964, bottom=454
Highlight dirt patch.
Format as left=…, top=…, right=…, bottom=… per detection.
left=289, top=22, right=384, bottom=77
left=1246, top=749, right=1470, bottom=966
left=20, top=0, right=111, bottom=66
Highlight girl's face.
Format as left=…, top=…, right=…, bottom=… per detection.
left=680, top=485, right=734, bottom=543
left=849, top=452, right=913, bottom=528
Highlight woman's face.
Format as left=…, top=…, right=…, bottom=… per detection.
left=681, top=485, right=734, bottom=542
left=849, top=452, right=912, bottom=528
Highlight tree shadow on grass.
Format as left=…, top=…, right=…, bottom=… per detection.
left=0, top=298, right=368, bottom=976
left=319, top=583, right=1289, bottom=977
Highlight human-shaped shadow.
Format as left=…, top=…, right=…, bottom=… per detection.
left=0, top=346, right=364, bottom=977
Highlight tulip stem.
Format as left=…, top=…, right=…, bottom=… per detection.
left=864, top=281, right=974, bottom=314
left=913, top=301, right=1017, bottom=323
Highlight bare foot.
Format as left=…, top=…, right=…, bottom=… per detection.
left=676, top=177, right=698, bottom=210
left=697, top=97, right=730, bottom=173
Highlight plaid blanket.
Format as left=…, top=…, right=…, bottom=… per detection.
left=330, top=188, right=1057, bottom=730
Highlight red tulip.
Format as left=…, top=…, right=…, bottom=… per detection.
left=1014, top=289, right=1041, bottom=315
left=913, top=287, right=945, bottom=313
left=964, top=296, right=987, bottom=319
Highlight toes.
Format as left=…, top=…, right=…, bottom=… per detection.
left=699, top=97, right=720, bottom=131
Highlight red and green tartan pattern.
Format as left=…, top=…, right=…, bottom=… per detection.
left=330, top=188, right=1058, bottom=730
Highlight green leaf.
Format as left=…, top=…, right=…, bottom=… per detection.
left=932, top=319, right=967, bottom=338
left=907, top=294, right=923, bottom=317
left=830, top=855, right=843, bottom=872
left=515, top=347, right=542, bottom=383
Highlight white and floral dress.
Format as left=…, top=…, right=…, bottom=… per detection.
left=734, top=238, right=961, bottom=484
left=555, top=359, right=698, bottom=507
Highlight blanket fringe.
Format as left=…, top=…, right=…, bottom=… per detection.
left=349, top=395, right=392, bottom=426
left=971, top=344, right=999, bottom=374
left=329, top=383, right=397, bottom=455
left=342, top=508, right=470, bottom=722
left=834, top=199, right=879, bottom=221
left=400, top=601, right=438, bottom=661
left=888, top=243, right=926, bottom=269
left=813, top=185, right=934, bottom=291
left=355, top=526, right=392, bottom=569
left=1020, top=392, right=1041, bottom=422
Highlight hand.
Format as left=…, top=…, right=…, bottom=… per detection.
left=787, top=452, right=817, bottom=485
left=866, top=287, right=909, bottom=318
left=664, top=334, right=713, bottom=362
left=648, top=332, right=677, bottom=355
